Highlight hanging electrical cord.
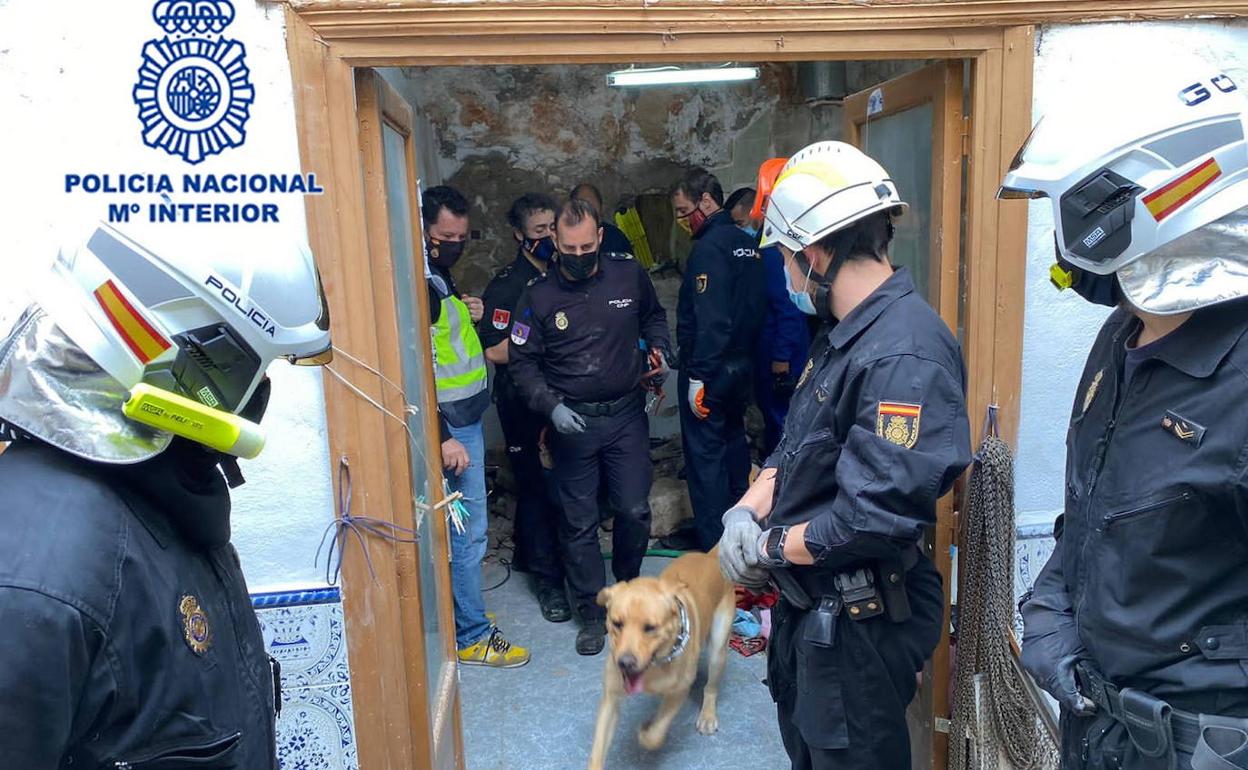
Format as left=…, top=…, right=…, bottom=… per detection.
left=950, top=408, right=1060, bottom=770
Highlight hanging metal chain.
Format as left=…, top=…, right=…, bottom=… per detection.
left=950, top=433, right=1060, bottom=770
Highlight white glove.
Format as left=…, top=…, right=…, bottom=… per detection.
left=687, top=378, right=710, bottom=419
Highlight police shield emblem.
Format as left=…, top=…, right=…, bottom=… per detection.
left=492, top=308, right=511, bottom=330
left=1082, top=369, right=1104, bottom=414
left=695, top=274, right=708, bottom=294
left=179, top=594, right=212, bottom=655
left=876, top=402, right=922, bottom=448
left=554, top=311, right=569, bottom=331
left=796, top=359, right=814, bottom=389
left=510, top=322, right=530, bottom=346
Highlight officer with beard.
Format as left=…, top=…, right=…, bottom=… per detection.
left=509, top=198, right=671, bottom=656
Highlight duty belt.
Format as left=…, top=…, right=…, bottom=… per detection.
left=1077, top=664, right=1248, bottom=769
left=771, top=546, right=921, bottom=649
left=565, top=390, right=642, bottom=418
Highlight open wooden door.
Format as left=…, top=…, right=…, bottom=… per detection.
left=355, top=68, right=464, bottom=770
left=843, top=61, right=966, bottom=770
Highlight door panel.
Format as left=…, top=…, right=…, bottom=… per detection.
left=843, top=61, right=965, bottom=770
left=356, top=68, right=463, bottom=770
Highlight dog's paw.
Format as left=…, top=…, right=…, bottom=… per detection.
left=696, top=711, right=719, bottom=736
left=638, top=722, right=667, bottom=751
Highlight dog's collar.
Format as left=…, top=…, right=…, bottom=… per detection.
left=651, top=597, right=690, bottom=668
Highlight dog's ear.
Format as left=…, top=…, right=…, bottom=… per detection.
left=597, top=584, right=620, bottom=608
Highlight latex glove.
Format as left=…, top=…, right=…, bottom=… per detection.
left=441, top=437, right=470, bottom=477
left=550, top=403, right=587, bottom=435
left=718, top=505, right=768, bottom=587
left=1049, top=654, right=1097, bottom=716
left=687, top=378, right=710, bottom=420
left=644, top=348, right=671, bottom=388
left=461, top=295, right=485, bottom=324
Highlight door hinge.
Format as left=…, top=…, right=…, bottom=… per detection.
left=935, top=716, right=952, bottom=734
left=960, top=116, right=971, bottom=157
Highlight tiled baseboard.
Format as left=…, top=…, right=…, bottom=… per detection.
left=1013, top=528, right=1057, bottom=638
left=253, top=587, right=359, bottom=770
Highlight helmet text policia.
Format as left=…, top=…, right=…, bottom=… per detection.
left=1000, top=61, right=1248, bottom=315
left=11, top=221, right=334, bottom=461
left=758, top=141, right=907, bottom=253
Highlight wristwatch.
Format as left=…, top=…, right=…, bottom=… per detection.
left=758, top=526, right=791, bottom=568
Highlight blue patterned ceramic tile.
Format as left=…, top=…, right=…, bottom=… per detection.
left=253, top=587, right=342, bottom=609
left=257, top=602, right=350, bottom=689
left=1012, top=535, right=1057, bottom=637
left=277, top=684, right=358, bottom=770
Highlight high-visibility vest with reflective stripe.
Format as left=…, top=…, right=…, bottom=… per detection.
left=431, top=292, right=488, bottom=405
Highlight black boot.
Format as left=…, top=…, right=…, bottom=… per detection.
left=536, top=578, right=571, bottom=623
left=576, top=618, right=606, bottom=656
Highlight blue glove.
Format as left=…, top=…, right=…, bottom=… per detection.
left=550, top=403, right=587, bottom=435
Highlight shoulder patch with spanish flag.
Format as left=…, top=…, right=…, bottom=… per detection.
left=876, top=402, right=922, bottom=448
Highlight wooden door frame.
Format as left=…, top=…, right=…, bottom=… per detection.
left=279, top=3, right=1248, bottom=769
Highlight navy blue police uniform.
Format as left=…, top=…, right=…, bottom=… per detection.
left=601, top=221, right=633, bottom=257
left=508, top=252, right=670, bottom=623
left=1022, top=302, right=1248, bottom=770
left=676, top=209, right=767, bottom=550
left=764, top=268, right=971, bottom=770
left=478, top=252, right=564, bottom=587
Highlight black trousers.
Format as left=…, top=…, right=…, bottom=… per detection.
left=496, top=389, right=564, bottom=583
left=767, top=557, right=944, bottom=770
left=678, top=370, right=751, bottom=551
left=549, top=403, right=652, bottom=621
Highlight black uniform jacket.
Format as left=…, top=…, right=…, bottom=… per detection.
left=765, top=268, right=972, bottom=569
left=1024, top=302, right=1248, bottom=704
left=478, top=251, right=543, bottom=402
left=0, top=441, right=277, bottom=770
left=509, top=252, right=670, bottom=417
left=676, top=210, right=766, bottom=397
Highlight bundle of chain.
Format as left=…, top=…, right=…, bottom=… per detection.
left=950, top=434, right=1060, bottom=770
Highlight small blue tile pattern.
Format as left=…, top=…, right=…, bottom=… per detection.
left=254, top=587, right=357, bottom=770
left=1013, top=528, right=1058, bottom=638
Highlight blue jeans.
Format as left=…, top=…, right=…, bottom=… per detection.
left=446, top=421, right=491, bottom=649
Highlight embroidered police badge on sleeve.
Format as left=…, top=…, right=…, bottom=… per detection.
left=877, top=402, right=922, bottom=448
left=492, top=308, right=511, bottom=330
left=179, top=595, right=212, bottom=655
left=511, top=322, right=531, bottom=346
left=695, top=274, right=708, bottom=294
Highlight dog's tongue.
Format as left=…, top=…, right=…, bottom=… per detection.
left=624, top=672, right=645, bottom=695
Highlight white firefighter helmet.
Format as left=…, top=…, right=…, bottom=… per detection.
left=0, top=220, right=332, bottom=463
left=759, top=141, right=907, bottom=253
left=1000, top=59, right=1248, bottom=314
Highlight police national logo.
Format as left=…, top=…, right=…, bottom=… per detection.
left=876, top=402, right=921, bottom=449
left=179, top=594, right=212, bottom=654
left=133, top=1, right=254, bottom=165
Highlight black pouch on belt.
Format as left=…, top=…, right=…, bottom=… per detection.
left=803, top=595, right=843, bottom=649
left=1120, top=687, right=1177, bottom=770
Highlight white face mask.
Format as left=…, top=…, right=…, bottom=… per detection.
left=784, top=257, right=818, bottom=315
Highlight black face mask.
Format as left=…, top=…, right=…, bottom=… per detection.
left=524, top=236, right=556, bottom=262
left=559, top=250, right=599, bottom=282
left=428, top=238, right=465, bottom=269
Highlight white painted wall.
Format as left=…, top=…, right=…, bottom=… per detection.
left=1013, top=19, right=1248, bottom=530
left=0, top=1, right=334, bottom=592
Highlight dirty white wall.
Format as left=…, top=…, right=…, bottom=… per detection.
left=0, top=0, right=334, bottom=592
left=1014, top=19, right=1248, bottom=532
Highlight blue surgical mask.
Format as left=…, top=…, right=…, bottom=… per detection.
left=784, top=258, right=817, bottom=315
left=738, top=224, right=759, bottom=239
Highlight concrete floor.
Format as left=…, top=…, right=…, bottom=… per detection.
left=460, top=556, right=790, bottom=770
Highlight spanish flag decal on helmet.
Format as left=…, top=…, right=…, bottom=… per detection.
left=1143, top=157, right=1222, bottom=221
left=877, top=402, right=922, bottom=448
left=93, top=279, right=171, bottom=364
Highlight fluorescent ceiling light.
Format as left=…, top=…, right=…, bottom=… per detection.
left=607, top=66, right=760, bottom=88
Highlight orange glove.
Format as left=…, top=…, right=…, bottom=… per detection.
left=688, top=378, right=710, bottom=420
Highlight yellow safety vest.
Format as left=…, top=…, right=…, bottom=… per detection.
left=431, top=293, right=487, bottom=405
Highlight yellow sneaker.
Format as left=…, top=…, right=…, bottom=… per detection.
left=457, top=627, right=531, bottom=669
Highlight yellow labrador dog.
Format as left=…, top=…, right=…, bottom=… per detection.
left=588, top=549, right=736, bottom=770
